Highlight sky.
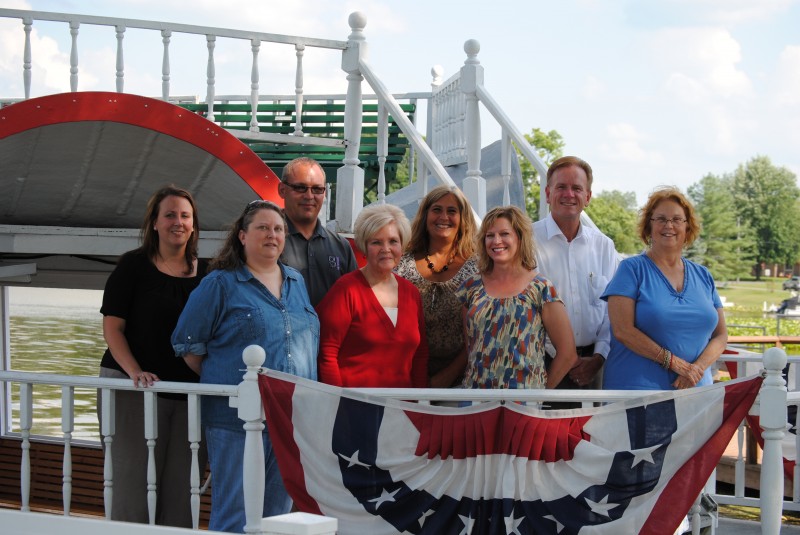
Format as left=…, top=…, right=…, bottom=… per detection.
left=1, top=0, right=799, bottom=207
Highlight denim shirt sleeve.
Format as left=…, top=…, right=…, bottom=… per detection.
left=171, top=273, right=224, bottom=358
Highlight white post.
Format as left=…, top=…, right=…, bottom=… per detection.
left=760, top=346, right=788, bottom=534
left=460, top=39, right=486, bottom=216
left=144, top=391, right=158, bottom=525
left=61, top=385, right=74, bottom=516
left=100, top=389, right=115, bottom=518
left=22, top=18, right=32, bottom=99
left=115, top=25, right=125, bottom=93
left=69, top=21, right=79, bottom=92
left=249, top=38, right=261, bottom=132
left=188, top=393, right=202, bottom=529
left=161, top=30, right=171, bottom=100
left=422, top=65, right=444, bottom=190
left=294, top=44, right=305, bottom=136
left=501, top=130, right=511, bottom=205
left=19, top=383, right=32, bottom=512
left=206, top=35, right=216, bottom=122
left=335, top=12, right=367, bottom=233
left=239, top=345, right=267, bottom=534
left=377, top=103, right=388, bottom=204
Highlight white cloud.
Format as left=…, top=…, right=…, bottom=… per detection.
left=651, top=27, right=753, bottom=102
left=688, top=0, right=794, bottom=24
left=774, top=45, right=800, bottom=106
left=598, top=123, right=664, bottom=164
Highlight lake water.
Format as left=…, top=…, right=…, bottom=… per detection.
left=7, top=287, right=105, bottom=440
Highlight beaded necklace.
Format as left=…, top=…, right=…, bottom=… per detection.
left=425, top=251, right=455, bottom=274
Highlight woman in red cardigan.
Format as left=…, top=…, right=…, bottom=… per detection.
left=316, top=203, right=429, bottom=387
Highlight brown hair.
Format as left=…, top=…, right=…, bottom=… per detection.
left=476, top=205, right=537, bottom=274
left=139, top=185, right=199, bottom=275
left=406, top=185, right=477, bottom=259
left=546, top=156, right=594, bottom=190
left=209, top=200, right=286, bottom=271
left=638, top=186, right=700, bottom=246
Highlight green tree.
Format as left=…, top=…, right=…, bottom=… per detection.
left=517, top=128, right=564, bottom=221
left=732, top=156, right=800, bottom=279
left=686, top=174, right=756, bottom=282
left=584, top=190, right=640, bottom=254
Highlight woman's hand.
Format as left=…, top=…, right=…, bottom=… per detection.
left=132, top=370, right=159, bottom=388
left=670, top=356, right=703, bottom=388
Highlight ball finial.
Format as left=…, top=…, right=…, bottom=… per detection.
left=348, top=11, right=367, bottom=31
left=464, top=39, right=480, bottom=56
left=242, top=344, right=266, bottom=367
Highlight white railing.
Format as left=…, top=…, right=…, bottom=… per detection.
left=0, top=345, right=793, bottom=534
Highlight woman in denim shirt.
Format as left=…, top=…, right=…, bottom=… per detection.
left=172, top=200, right=318, bottom=534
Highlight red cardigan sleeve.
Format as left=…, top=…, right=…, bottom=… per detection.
left=315, top=275, right=353, bottom=387
left=403, top=277, right=429, bottom=388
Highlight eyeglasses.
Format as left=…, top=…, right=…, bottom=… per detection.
left=283, top=182, right=326, bottom=195
left=650, top=216, right=687, bottom=226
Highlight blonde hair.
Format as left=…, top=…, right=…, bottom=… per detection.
left=477, top=206, right=537, bottom=274
left=406, top=185, right=477, bottom=259
left=354, top=204, right=411, bottom=254
left=638, top=186, right=700, bottom=247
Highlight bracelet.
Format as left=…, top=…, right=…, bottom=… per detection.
left=655, top=347, right=665, bottom=363
left=662, top=349, right=672, bottom=370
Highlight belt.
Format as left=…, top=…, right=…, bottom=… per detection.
left=576, top=344, right=595, bottom=357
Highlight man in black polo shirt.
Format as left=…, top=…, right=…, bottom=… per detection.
left=278, top=157, right=357, bottom=306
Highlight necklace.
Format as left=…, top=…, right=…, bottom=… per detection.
left=157, top=254, right=190, bottom=277
left=425, top=251, right=455, bottom=274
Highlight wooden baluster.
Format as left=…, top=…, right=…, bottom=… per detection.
left=249, top=38, right=261, bottom=132
left=22, top=18, right=32, bottom=99
left=206, top=35, right=216, bottom=122
left=688, top=492, right=701, bottom=534
left=460, top=39, right=486, bottom=217
left=760, top=346, right=788, bottom=535
left=407, top=96, right=418, bottom=185
left=376, top=103, right=388, bottom=204
left=239, top=345, right=266, bottom=534
left=501, top=130, right=511, bottom=205
left=62, top=385, right=74, bottom=516
left=294, top=44, right=305, bottom=136
left=735, top=360, right=746, bottom=497
left=69, top=21, right=79, bottom=92
left=115, top=25, right=125, bottom=93
left=161, top=30, right=171, bottom=100
left=144, top=391, right=158, bottom=524
left=336, top=12, right=367, bottom=233
left=100, top=388, right=115, bottom=518
left=188, top=393, right=202, bottom=529
left=19, top=383, right=32, bottom=512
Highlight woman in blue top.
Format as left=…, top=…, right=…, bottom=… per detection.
left=172, top=200, right=319, bottom=533
left=602, top=187, right=727, bottom=390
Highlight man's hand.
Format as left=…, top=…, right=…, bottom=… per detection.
left=567, top=353, right=604, bottom=387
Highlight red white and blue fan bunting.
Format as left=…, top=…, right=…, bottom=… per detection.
left=259, top=371, right=761, bottom=535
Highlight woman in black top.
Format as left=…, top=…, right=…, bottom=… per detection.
left=98, top=185, right=207, bottom=527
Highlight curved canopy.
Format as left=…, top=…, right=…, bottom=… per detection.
left=0, top=91, right=281, bottom=230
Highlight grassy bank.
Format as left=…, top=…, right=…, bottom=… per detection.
left=718, top=278, right=800, bottom=343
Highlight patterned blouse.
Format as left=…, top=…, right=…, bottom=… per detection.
left=395, top=254, right=478, bottom=382
left=455, top=273, right=561, bottom=389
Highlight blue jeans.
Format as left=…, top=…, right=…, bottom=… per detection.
left=204, top=425, right=292, bottom=533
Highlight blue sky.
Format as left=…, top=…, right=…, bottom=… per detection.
left=1, top=0, right=799, bottom=207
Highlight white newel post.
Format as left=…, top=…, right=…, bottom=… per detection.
left=238, top=345, right=267, bottom=534
left=335, top=12, right=367, bottom=233
left=460, top=39, right=486, bottom=217
left=760, top=346, right=788, bottom=534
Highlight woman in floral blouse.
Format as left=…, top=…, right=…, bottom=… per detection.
left=456, top=206, right=577, bottom=389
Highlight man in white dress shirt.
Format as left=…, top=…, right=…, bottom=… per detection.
left=534, top=156, right=618, bottom=404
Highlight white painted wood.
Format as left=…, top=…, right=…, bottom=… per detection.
left=144, top=391, right=158, bottom=525
left=115, top=25, right=125, bottom=93
left=100, top=388, right=115, bottom=519
left=262, top=512, right=337, bottom=535
left=22, top=17, right=31, bottom=99
left=187, top=393, right=201, bottom=529
left=334, top=12, right=367, bottom=232
left=760, top=347, right=788, bottom=534
left=294, top=44, right=305, bottom=136
left=460, top=40, right=486, bottom=216
left=229, top=129, right=344, bottom=148
left=20, top=382, right=32, bottom=511
left=377, top=103, right=388, bottom=204
left=62, top=385, right=74, bottom=516
left=205, top=35, right=216, bottom=122
left=161, top=30, right=171, bottom=100
left=0, top=509, right=230, bottom=534
left=69, top=21, right=79, bottom=92
left=501, top=131, right=511, bottom=206
left=249, top=38, right=261, bottom=132
left=238, top=345, right=267, bottom=534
